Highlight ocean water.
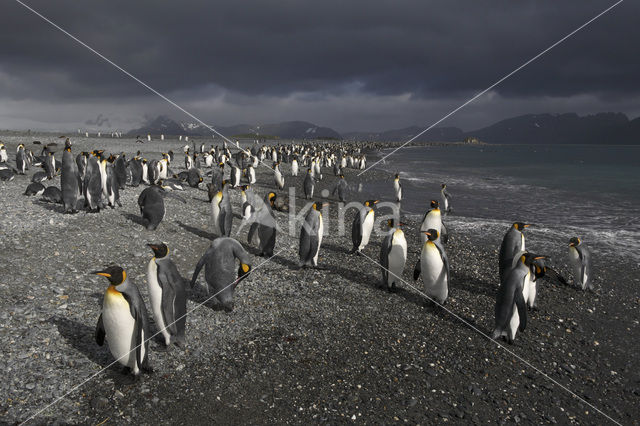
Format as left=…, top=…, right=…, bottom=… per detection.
left=362, top=144, right=640, bottom=262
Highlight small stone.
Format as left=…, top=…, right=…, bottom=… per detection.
left=91, top=396, right=109, bottom=410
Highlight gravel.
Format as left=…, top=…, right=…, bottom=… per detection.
left=0, top=134, right=638, bottom=424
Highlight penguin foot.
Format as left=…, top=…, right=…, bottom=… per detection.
left=121, top=366, right=132, bottom=375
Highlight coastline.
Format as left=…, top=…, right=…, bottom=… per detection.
left=0, top=137, right=638, bottom=424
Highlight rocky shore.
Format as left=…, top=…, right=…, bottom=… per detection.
left=0, top=135, right=638, bottom=424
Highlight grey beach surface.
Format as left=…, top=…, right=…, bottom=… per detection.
left=0, top=135, right=638, bottom=424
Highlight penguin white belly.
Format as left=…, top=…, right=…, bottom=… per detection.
left=291, top=161, right=298, bottom=176
left=507, top=303, right=520, bottom=340
left=441, top=193, right=448, bottom=212
left=387, top=232, right=407, bottom=285
left=313, top=215, right=323, bottom=266
left=99, top=164, right=108, bottom=197
left=234, top=169, right=241, bottom=186
left=249, top=169, right=256, bottom=184
left=103, top=290, right=140, bottom=371
left=520, top=233, right=526, bottom=252
left=211, top=194, right=222, bottom=234
left=421, top=242, right=447, bottom=302
left=394, top=182, right=402, bottom=201
left=359, top=210, right=375, bottom=250
left=523, top=272, right=536, bottom=308
left=147, top=259, right=170, bottom=345
left=142, top=164, right=148, bottom=183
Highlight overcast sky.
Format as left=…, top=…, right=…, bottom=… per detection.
left=0, top=0, right=637, bottom=133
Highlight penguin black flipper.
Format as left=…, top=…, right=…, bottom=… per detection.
left=413, top=259, right=421, bottom=280
left=434, top=240, right=450, bottom=283
left=351, top=213, right=362, bottom=253
left=248, top=221, right=259, bottom=245
left=121, top=289, right=152, bottom=372
left=95, top=314, right=105, bottom=346
left=379, top=234, right=391, bottom=284
left=440, top=222, right=449, bottom=244
left=157, top=269, right=178, bottom=336
left=515, top=287, right=527, bottom=332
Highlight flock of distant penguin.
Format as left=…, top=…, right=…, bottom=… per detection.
left=0, top=137, right=593, bottom=376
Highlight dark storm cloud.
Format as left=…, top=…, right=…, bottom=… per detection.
left=0, top=0, right=637, bottom=130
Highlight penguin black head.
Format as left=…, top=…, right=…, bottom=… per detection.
left=430, top=200, right=439, bottom=209
left=387, top=219, right=405, bottom=228
left=514, top=222, right=530, bottom=231
left=267, top=192, right=277, bottom=206
left=423, top=229, right=439, bottom=241
left=147, top=243, right=169, bottom=259
left=312, top=201, right=327, bottom=210
left=395, top=173, right=400, bottom=179
left=64, top=139, right=71, bottom=151
left=569, top=237, right=581, bottom=247
left=523, top=253, right=545, bottom=267
left=92, top=265, right=126, bottom=286
left=441, top=183, right=446, bottom=188
left=241, top=185, right=250, bottom=191
left=107, top=154, right=116, bottom=163
left=339, top=174, right=344, bottom=179
left=364, top=199, right=379, bottom=208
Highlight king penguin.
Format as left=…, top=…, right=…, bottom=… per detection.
left=303, top=168, right=315, bottom=199
left=413, top=229, right=449, bottom=304
left=94, top=265, right=153, bottom=375
left=138, top=184, right=186, bottom=230
left=393, top=173, right=402, bottom=203
left=84, top=155, right=103, bottom=212
left=492, top=252, right=535, bottom=344
left=299, top=202, right=325, bottom=268
left=380, top=219, right=407, bottom=291
left=61, top=139, right=80, bottom=213
left=16, top=144, right=28, bottom=174
left=498, top=222, right=529, bottom=283
left=190, top=237, right=252, bottom=312
left=247, top=192, right=277, bottom=257
left=569, top=237, right=592, bottom=290
left=331, top=174, right=348, bottom=202
left=291, top=156, right=299, bottom=176
left=146, top=243, right=187, bottom=347
left=440, top=183, right=451, bottom=215
left=210, top=180, right=233, bottom=237
left=274, top=162, right=285, bottom=190
left=351, top=200, right=378, bottom=254
left=419, top=200, right=447, bottom=244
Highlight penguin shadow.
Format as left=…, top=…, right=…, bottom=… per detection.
left=50, top=315, right=114, bottom=371
left=322, top=242, right=350, bottom=255
left=33, top=200, right=64, bottom=213
left=121, top=212, right=146, bottom=227
left=265, top=251, right=300, bottom=269
left=451, top=272, right=496, bottom=299
left=187, top=286, right=231, bottom=312
left=176, top=220, right=216, bottom=240
left=327, top=263, right=379, bottom=290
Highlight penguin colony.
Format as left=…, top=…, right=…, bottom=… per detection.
left=0, top=136, right=593, bottom=377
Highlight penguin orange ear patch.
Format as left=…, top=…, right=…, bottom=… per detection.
left=241, top=264, right=250, bottom=273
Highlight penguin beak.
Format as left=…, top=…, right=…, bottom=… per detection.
left=398, top=222, right=405, bottom=227
left=523, top=224, right=530, bottom=228
left=92, top=271, right=111, bottom=278
left=423, top=231, right=431, bottom=237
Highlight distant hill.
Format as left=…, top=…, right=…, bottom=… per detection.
left=343, top=126, right=463, bottom=142
left=127, top=116, right=341, bottom=140
left=127, top=112, right=640, bottom=144
left=463, top=112, right=639, bottom=144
